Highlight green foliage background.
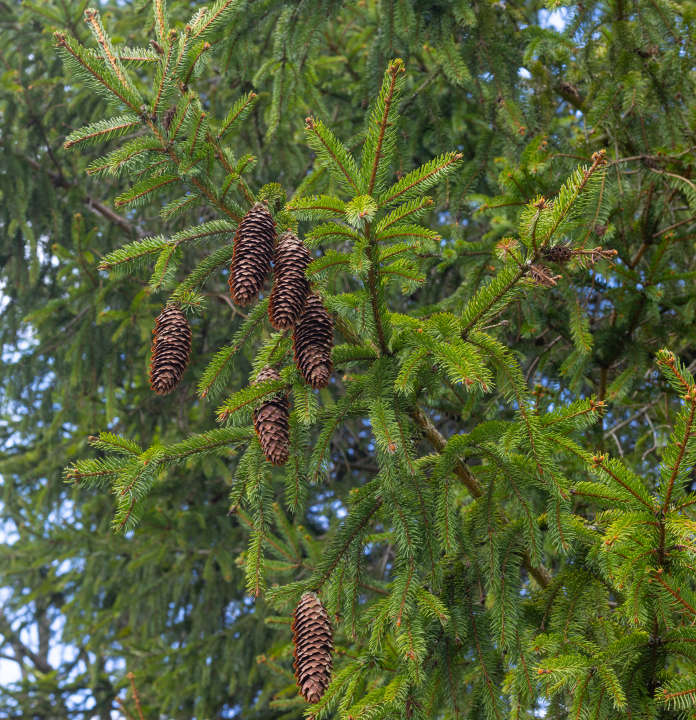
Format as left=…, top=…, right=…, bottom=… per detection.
left=1, top=0, right=696, bottom=717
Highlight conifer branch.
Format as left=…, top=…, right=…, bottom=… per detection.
left=63, top=115, right=141, bottom=149
left=54, top=32, right=140, bottom=112
left=590, top=454, right=656, bottom=511
left=461, top=265, right=526, bottom=338
left=192, top=0, right=243, bottom=40
left=309, top=497, right=383, bottom=592
left=114, top=174, right=179, bottom=208
left=153, top=0, right=168, bottom=39
left=142, top=113, right=242, bottom=222
left=378, top=153, right=463, bottom=208
left=152, top=35, right=176, bottom=116
left=653, top=575, right=696, bottom=618
left=542, top=150, right=607, bottom=245
left=655, top=350, right=696, bottom=509
left=305, top=117, right=360, bottom=194
left=207, top=134, right=254, bottom=205
left=408, top=405, right=551, bottom=587
left=366, top=59, right=404, bottom=196
left=375, top=197, right=434, bottom=232
left=661, top=390, right=696, bottom=511
left=182, top=43, right=211, bottom=88
left=84, top=9, right=135, bottom=96
left=218, top=92, right=258, bottom=137
left=365, top=226, right=392, bottom=356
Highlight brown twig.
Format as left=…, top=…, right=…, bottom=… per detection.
left=127, top=672, right=146, bottom=720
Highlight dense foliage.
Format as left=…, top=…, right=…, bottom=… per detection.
left=1, top=0, right=696, bottom=717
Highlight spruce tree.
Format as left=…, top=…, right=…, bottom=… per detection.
left=46, top=0, right=696, bottom=717
left=2, top=0, right=696, bottom=717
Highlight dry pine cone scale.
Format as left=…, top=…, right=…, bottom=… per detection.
left=541, top=244, right=573, bottom=263
left=293, top=293, right=334, bottom=389
left=229, top=202, right=277, bottom=306
left=252, top=366, right=290, bottom=466
left=268, top=231, right=311, bottom=330
left=292, top=592, right=333, bottom=705
left=149, top=306, right=191, bottom=395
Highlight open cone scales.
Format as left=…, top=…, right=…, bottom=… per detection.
left=292, top=592, right=333, bottom=705
left=252, top=366, right=290, bottom=466
left=149, top=306, right=191, bottom=395
left=268, top=231, right=311, bottom=330
left=293, top=293, right=334, bottom=389
left=229, top=202, right=276, bottom=306
left=541, top=244, right=573, bottom=263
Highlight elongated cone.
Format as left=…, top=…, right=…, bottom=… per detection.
left=252, top=366, right=290, bottom=466
left=268, top=231, right=311, bottom=330
left=149, top=306, right=192, bottom=395
left=292, top=592, right=333, bottom=704
left=293, top=294, right=334, bottom=389
left=229, top=202, right=276, bottom=306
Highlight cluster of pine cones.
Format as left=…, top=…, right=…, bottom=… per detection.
left=229, top=202, right=334, bottom=391
left=229, top=202, right=334, bottom=467
left=229, top=208, right=337, bottom=704
left=147, top=201, right=334, bottom=467
left=147, top=205, right=336, bottom=705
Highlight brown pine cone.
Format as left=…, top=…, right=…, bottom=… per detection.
left=268, top=231, right=312, bottom=330
left=162, top=105, right=177, bottom=132
left=293, top=293, right=334, bottom=389
left=253, top=366, right=290, bottom=466
left=229, top=202, right=277, bottom=306
left=149, top=306, right=192, bottom=395
left=541, top=244, right=573, bottom=263
left=292, top=592, right=334, bottom=705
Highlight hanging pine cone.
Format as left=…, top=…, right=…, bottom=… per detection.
left=268, top=231, right=312, bottom=330
left=229, top=202, right=277, bottom=306
left=541, top=244, right=573, bottom=263
left=292, top=592, right=334, bottom=705
left=253, top=366, right=290, bottom=466
left=149, top=305, right=192, bottom=395
left=293, top=293, right=334, bottom=389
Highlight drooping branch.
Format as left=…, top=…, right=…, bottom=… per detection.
left=409, top=405, right=552, bottom=588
